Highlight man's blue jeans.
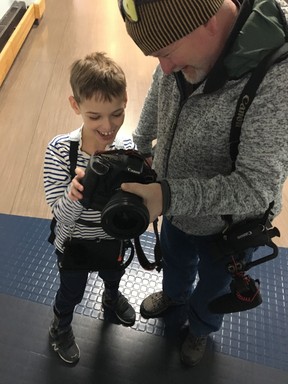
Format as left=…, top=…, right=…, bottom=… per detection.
left=160, top=217, right=254, bottom=336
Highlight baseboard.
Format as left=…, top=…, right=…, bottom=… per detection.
left=0, top=0, right=46, bottom=87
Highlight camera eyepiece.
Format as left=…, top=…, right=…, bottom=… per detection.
left=91, top=157, right=110, bottom=175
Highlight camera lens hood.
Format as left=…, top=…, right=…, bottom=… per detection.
left=101, top=190, right=149, bottom=240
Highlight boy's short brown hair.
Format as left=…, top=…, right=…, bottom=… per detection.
left=70, top=52, right=127, bottom=103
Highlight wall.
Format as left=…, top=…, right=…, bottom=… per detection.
left=0, top=0, right=15, bottom=20
left=0, top=1, right=34, bottom=19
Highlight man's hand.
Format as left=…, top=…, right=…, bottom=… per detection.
left=121, top=182, right=162, bottom=222
left=68, top=167, right=85, bottom=201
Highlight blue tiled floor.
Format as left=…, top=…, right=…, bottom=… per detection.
left=0, top=213, right=287, bottom=371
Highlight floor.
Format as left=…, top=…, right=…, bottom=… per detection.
left=0, top=214, right=287, bottom=383
left=0, top=0, right=288, bottom=383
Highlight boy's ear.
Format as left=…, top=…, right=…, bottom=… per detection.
left=69, top=96, right=81, bottom=115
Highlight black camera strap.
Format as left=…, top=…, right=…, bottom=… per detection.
left=213, top=43, right=288, bottom=280
left=222, top=42, right=288, bottom=228
left=75, top=217, right=162, bottom=272
left=208, top=41, right=288, bottom=314
left=229, top=42, right=288, bottom=171
left=133, top=219, right=162, bottom=272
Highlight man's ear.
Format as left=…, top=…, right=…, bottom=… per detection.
left=123, top=91, right=128, bottom=107
left=204, top=15, right=218, bottom=36
left=69, top=95, right=81, bottom=114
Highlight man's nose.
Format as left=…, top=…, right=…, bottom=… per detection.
left=158, top=57, right=175, bottom=75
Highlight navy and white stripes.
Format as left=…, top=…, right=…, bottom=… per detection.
left=43, top=126, right=135, bottom=252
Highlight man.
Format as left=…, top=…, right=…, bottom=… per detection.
left=119, top=0, right=288, bottom=366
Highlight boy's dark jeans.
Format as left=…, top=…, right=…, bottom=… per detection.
left=54, top=251, right=125, bottom=329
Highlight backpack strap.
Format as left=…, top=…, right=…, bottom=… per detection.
left=47, top=217, right=58, bottom=245
left=69, top=140, right=79, bottom=178
left=48, top=139, right=79, bottom=245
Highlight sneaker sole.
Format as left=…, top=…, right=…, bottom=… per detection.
left=115, top=314, right=136, bottom=326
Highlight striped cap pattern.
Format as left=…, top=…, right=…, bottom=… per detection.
left=124, top=0, right=224, bottom=55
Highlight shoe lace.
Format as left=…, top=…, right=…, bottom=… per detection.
left=152, top=292, right=171, bottom=306
left=57, top=328, right=75, bottom=350
left=115, top=294, right=130, bottom=312
left=188, top=335, right=207, bottom=351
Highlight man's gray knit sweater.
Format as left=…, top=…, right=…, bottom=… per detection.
left=133, top=0, right=288, bottom=236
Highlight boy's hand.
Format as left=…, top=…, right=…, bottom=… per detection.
left=69, top=167, right=85, bottom=201
left=121, top=182, right=162, bottom=222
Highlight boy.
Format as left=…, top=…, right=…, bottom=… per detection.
left=44, top=52, right=136, bottom=364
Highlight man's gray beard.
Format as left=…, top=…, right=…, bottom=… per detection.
left=182, top=68, right=207, bottom=85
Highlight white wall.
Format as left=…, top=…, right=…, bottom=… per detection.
left=0, top=0, right=15, bottom=20
left=0, top=1, right=34, bottom=20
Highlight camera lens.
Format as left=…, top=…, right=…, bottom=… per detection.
left=101, top=190, right=149, bottom=239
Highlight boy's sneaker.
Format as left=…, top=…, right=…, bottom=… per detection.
left=49, top=321, right=80, bottom=364
left=180, top=332, right=207, bottom=366
left=102, top=291, right=136, bottom=326
left=140, top=291, right=179, bottom=319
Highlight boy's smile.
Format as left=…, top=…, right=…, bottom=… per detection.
left=69, top=93, right=127, bottom=153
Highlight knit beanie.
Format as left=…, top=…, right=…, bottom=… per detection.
left=119, top=0, right=225, bottom=55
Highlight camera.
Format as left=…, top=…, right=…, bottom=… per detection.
left=80, top=149, right=157, bottom=240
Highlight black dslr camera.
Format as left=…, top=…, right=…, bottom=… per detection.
left=80, top=149, right=157, bottom=240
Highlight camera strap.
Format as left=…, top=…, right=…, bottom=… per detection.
left=222, top=42, right=288, bottom=230
left=208, top=42, right=288, bottom=314
left=75, top=217, right=163, bottom=271
left=133, top=218, right=162, bottom=272
left=229, top=42, right=288, bottom=172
